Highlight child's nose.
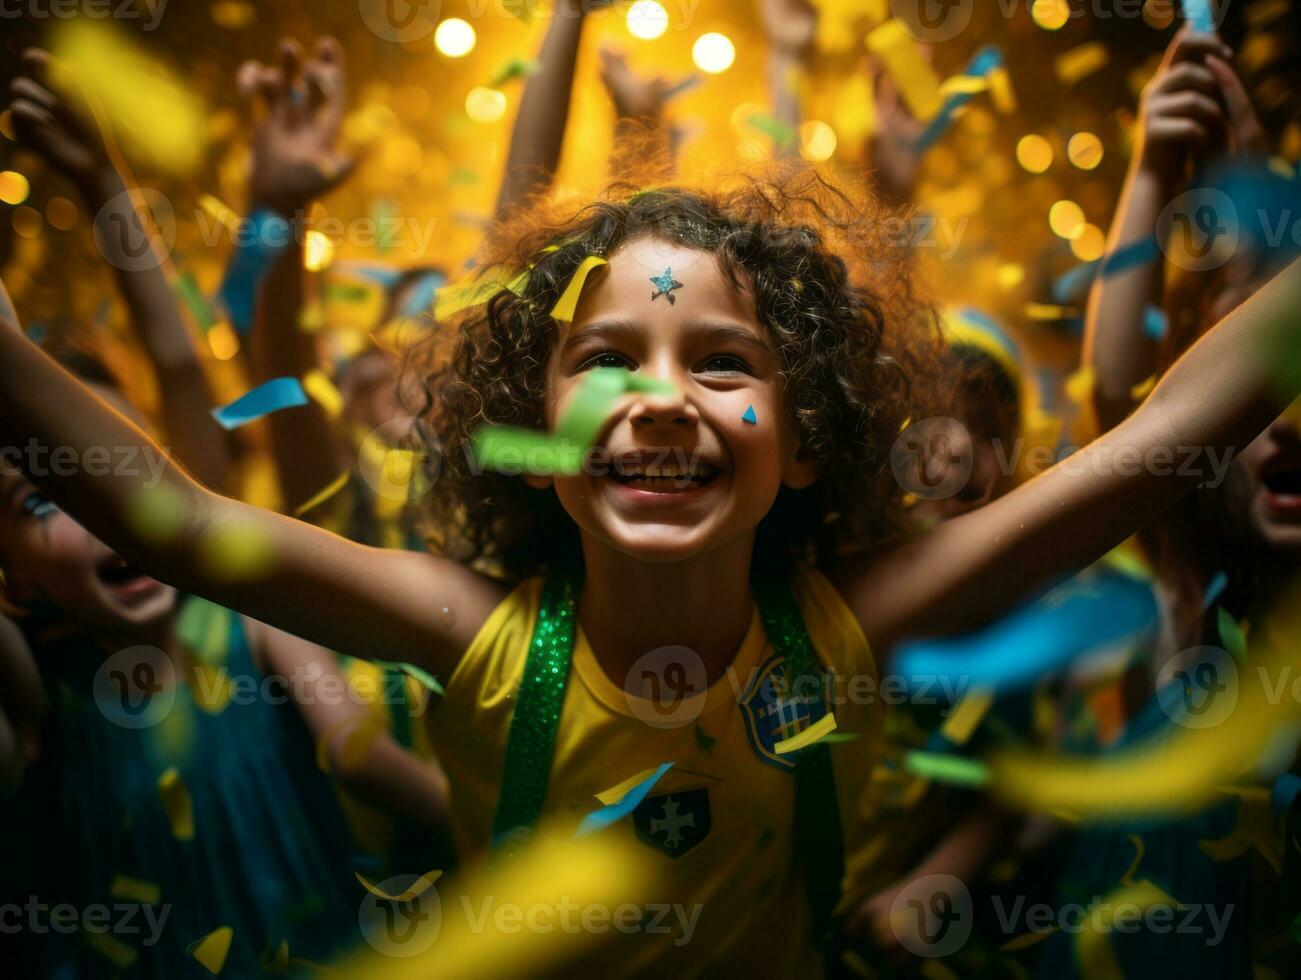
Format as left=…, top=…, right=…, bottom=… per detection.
left=628, top=380, right=697, bottom=429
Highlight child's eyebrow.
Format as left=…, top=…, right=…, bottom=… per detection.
left=563, top=319, right=772, bottom=355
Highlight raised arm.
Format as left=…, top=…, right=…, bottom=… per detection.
left=758, top=0, right=817, bottom=161
left=494, top=1, right=590, bottom=218
left=1083, top=28, right=1243, bottom=431
left=236, top=37, right=357, bottom=512
left=0, top=307, right=504, bottom=678
left=597, top=47, right=676, bottom=181
left=7, top=49, right=231, bottom=491
left=841, top=257, right=1301, bottom=652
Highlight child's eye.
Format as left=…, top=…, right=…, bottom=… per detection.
left=698, top=354, right=752, bottom=375
left=22, top=493, right=57, bottom=519
left=578, top=351, right=634, bottom=371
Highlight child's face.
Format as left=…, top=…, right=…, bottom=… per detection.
left=0, top=473, right=177, bottom=629
left=0, top=380, right=176, bottom=630
left=1227, top=405, right=1301, bottom=554
left=537, top=237, right=815, bottom=563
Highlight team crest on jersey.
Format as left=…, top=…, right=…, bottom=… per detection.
left=739, top=653, right=832, bottom=771
left=633, top=789, right=711, bottom=858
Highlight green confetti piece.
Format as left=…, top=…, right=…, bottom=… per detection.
left=1216, top=606, right=1248, bottom=663
left=746, top=112, right=796, bottom=147
left=904, top=750, right=990, bottom=787
left=818, top=732, right=860, bottom=744
left=173, top=271, right=216, bottom=331
left=324, top=283, right=371, bottom=304
left=490, top=57, right=540, bottom=87
left=375, top=659, right=445, bottom=697
left=471, top=368, right=675, bottom=476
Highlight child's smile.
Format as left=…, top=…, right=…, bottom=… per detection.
left=539, top=237, right=815, bottom=564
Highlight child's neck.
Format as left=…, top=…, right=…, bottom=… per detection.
left=578, top=533, right=756, bottom=689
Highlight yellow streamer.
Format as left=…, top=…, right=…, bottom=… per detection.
left=866, top=20, right=944, bottom=120
left=595, top=767, right=665, bottom=806
left=303, top=369, right=344, bottom=419
left=549, top=256, right=608, bottom=323
left=293, top=471, right=351, bottom=518
left=774, top=712, right=838, bottom=755
left=939, top=690, right=993, bottom=746
left=1055, top=43, right=1109, bottom=86
left=110, top=875, right=161, bottom=905
left=355, top=869, right=443, bottom=903
left=1076, top=880, right=1176, bottom=980
left=157, top=767, right=194, bottom=840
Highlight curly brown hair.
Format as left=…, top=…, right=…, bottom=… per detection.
left=404, top=166, right=947, bottom=581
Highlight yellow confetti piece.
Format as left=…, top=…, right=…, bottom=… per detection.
left=293, top=471, right=351, bottom=518
left=866, top=20, right=943, bottom=120
left=1064, top=366, right=1096, bottom=404
left=1024, top=303, right=1078, bottom=320
left=197, top=194, right=241, bottom=235
left=1076, top=880, right=1176, bottom=980
left=549, top=256, right=608, bottom=324
left=188, top=925, right=234, bottom=975
left=85, top=931, right=139, bottom=969
left=1119, top=833, right=1145, bottom=885
left=51, top=20, right=205, bottom=174
left=1198, top=787, right=1284, bottom=874
left=127, top=484, right=188, bottom=545
left=433, top=276, right=512, bottom=321
left=197, top=522, right=276, bottom=582
left=938, top=75, right=992, bottom=98
left=595, top=768, right=665, bottom=806
left=988, top=67, right=1017, bottom=114
left=303, top=369, right=344, bottom=419
left=158, top=767, right=194, bottom=840
left=189, top=663, right=233, bottom=715
left=939, top=690, right=993, bottom=746
left=110, top=875, right=161, bottom=905
left=316, top=713, right=385, bottom=774
left=355, top=869, right=443, bottom=903
left=774, top=712, right=838, bottom=755
left=1130, top=374, right=1157, bottom=401
left=1055, top=42, right=1109, bottom=86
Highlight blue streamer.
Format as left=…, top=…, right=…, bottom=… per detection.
left=895, top=568, right=1158, bottom=695
left=1202, top=570, right=1228, bottom=610
left=211, top=377, right=309, bottom=430
left=576, top=763, right=673, bottom=837
left=914, top=47, right=1002, bottom=154
left=1183, top=0, right=1216, bottom=33
left=1101, top=237, right=1160, bottom=277
left=218, top=210, right=294, bottom=335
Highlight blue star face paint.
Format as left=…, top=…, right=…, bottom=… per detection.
left=649, top=268, right=684, bottom=305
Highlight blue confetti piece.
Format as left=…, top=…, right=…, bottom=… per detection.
left=742, top=405, right=758, bottom=425
left=1052, top=260, right=1101, bottom=304
left=211, top=377, right=309, bottom=430
left=895, top=568, right=1158, bottom=695
left=395, top=270, right=446, bottom=319
left=218, top=210, right=293, bottom=335
left=576, top=763, right=673, bottom=837
left=1143, top=304, right=1169, bottom=340
left=915, top=47, right=1003, bottom=154
left=1183, top=0, right=1216, bottom=33
left=1271, top=772, right=1301, bottom=814
left=1202, top=570, right=1228, bottom=611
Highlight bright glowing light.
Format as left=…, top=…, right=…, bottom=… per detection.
left=0, top=170, right=30, bottom=206
left=1067, top=132, right=1104, bottom=170
left=627, top=1, right=669, bottom=40
left=1032, top=0, right=1070, bottom=30
left=207, top=322, right=241, bottom=360
left=693, top=33, right=736, bottom=74
left=997, top=263, right=1026, bottom=289
left=304, top=230, right=336, bottom=272
left=1015, top=134, right=1054, bottom=174
left=1049, top=200, right=1086, bottom=240
left=434, top=19, right=476, bottom=58
left=1071, top=224, right=1107, bottom=261
left=799, top=121, right=837, bottom=162
left=465, top=86, right=507, bottom=124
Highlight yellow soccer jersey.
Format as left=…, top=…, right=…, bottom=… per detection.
left=427, top=564, right=894, bottom=976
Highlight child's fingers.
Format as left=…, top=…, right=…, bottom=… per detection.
left=19, top=48, right=54, bottom=89
left=1152, top=60, right=1221, bottom=99
left=1151, top=90, right=1225, bottom=127
left=1205, top=54, right=1268, bottom=152
left=236, top=59, right=266, bottom=99
left=8, top=76, right=59, bottom=116
left=1149, top=116, right=1211, bottom=150
left=7, top=98, right=60, bottom=147
left=1162, top=24, right=1232, bottom=68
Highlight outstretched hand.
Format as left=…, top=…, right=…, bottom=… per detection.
left=237, top=36, right=357, bottom=216
left=599, top=47, right=679, bottom=123
left=758, top=0, right=818, bottom=57
left=7, top=48, right=112, bottom=191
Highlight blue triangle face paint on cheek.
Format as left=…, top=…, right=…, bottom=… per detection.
left=742, top=406, right=758, bottom=425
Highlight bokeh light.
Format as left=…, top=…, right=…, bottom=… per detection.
left=1067, top=132, right=1104, bottom=170
left=45, top=196, right=78, bottom=230
left=434, top=19, right=476, bottom=59
left=303, top=230, right=336, bottom=272
left=1071, top=223, right=1107, bottom=261
left=0, top=170, right=30, bottom=205
left=627, top=1, right=669, bottom=41
left=799, top=121, right=837, bottom=162
left=1016, top=135, right=1054, bottom=174
left=997, top=263, right=1026, bottom=289
left=1032, top=0, right=1071, bottom=30
left=1049, top=200, right=1086, bottom=240
left=693, top=33, right=736, bottom=75
left=1142, top=0, right=1176, bottom=29
left=12, top=205, right=43, bottom=239
left=465, top=86, right=508, bottom=124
